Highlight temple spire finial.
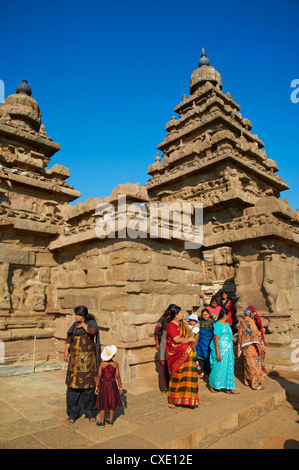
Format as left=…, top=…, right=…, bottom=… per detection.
left=198, top=47, right=210, bottom=67
left=16, top=79, right=32, bottom=97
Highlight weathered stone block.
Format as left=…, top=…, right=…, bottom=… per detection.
left=100, top=294, right=128, bottom=311
left=38, top=267, right=50, bottom=283
left=86, top=270, right=106, bottom=286
left=149, top=265, right=168, bottom=281
left=35, top=252, right=58, bottom=267
left=59, top=293, right=97, bottom=310
left=136, top=324, right=150, bottom=341
left=106, top=264, right=148, bottom=282
left=168, top=268, right=187, bottom=284
left=65, top=270, right=86, bottom=287
left=108, top=248, right=151, bottom=266
left=127, top=294, right=147, bottom=312
left=54, top=315, right=74, bottom=340
left=0, top=243, right=36, bottom=265
left=115, top=325, right=138, bottom=343
left=127, top=347, right=155, bottom=366
left=97, top=312, right=114, bottom=329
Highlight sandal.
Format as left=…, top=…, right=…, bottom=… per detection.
left=225, top=389, right=240, bottom=394
left=89, top=417, right=96, bottom=422
left=67, top=418, right=75, bottom=424
left=168, top=404, right=176, bottom=408
left=96, top=421, right=105, bottom=427
left=208, top=386, right=217, bottom=393
left=252, top=386, right=265, bottom=390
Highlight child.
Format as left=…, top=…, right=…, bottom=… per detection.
left=185, top=313, right=200, bottom=334
left=95, top=345, right=123, bottom=427
left=206, top=297, right=221, bottom=321
left=185, top=314, right=201, bottom=373
left=196, top=309, right=215, bottom=378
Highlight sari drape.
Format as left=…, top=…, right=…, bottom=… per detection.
left=248, top=305, right=265, bottom=344
left=209, top=321, right=236, bottom=390
left=166, top=321, right=199, bottom=407
left=154, top=313, right=171, bottom=391
left=220, top=300, right=234, bottom=325
left=207, top=306, right=221, bottom=321
left=238, top=316, right=266, bottom=388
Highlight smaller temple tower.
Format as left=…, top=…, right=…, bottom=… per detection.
left=0, top=80, right=80, bottom=361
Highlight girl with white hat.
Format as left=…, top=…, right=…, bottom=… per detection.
left=95, top=345, right=123, bottom=427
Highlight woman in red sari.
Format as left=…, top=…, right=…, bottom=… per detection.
left=165, top=305, right=199, bottom=408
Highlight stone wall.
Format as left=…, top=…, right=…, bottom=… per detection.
left=50, top=239, right=204, bottom=380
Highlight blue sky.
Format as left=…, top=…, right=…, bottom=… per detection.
left=1, top=0, right=298, bottom=210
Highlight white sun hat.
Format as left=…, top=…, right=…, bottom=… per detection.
left=101, top=345, right=117, bottom=361
left=186, top=314, right=199, bottom=323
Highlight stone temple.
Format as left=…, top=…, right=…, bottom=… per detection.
left=0, top=50, right=298, bottom=380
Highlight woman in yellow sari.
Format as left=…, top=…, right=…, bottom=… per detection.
left=165, top=305, right=199, bottom=408
left=238, top=308, right=266, bottom=390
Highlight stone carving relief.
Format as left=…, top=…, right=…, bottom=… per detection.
left=260, top=242, right=278, bottom=313
left=10, top=267, right=48, bottom=312
left=0, top=262, right=11, bottom=310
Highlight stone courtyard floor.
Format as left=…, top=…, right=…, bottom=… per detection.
left=0, top=362, right=298, bottom=450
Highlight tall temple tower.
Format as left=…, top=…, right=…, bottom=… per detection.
left=146, top=49, right=299, bottom=376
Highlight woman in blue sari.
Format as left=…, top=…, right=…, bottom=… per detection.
left=196, top=308, right=215, bottom=378
left=209, top=308, right=239, bottom=394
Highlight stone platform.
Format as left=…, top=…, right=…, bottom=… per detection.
left=0, top=362, right=298, bottom=450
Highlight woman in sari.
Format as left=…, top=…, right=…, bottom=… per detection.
left=154, top=306, right=172, bottom=393
left=64, top=305, right=101, bottom=423
left=196, top=308, right=215, bottom=378
left=247, top=305, right=266, bottom=374
left=209, top=308, right=239, bottom=394
left=165, top=304, right=199, bottom=408
left=220, top=291, right=236, bottom=329
left=238, top=308, right=266, bottom=390
left=206, top=297, right=221, bottom=321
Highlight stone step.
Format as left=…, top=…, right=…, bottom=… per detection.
left=206, top=401, right=299, bottom=449
left=0, top=360, right=67, bottom=377
left=0, top=366, right=297, bottom=449
left=122, top=374, right=288, bottom=449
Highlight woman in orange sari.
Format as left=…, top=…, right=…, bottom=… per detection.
left=165, top=305, right=199, bottom=408
left=238, top=308, right=266, bottom=390
left=247, top=305, right=266, bottom=374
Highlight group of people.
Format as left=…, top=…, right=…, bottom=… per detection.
left=154, top=292, right=266, bottom=408
left=63, top=294, right=266, bottom=425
